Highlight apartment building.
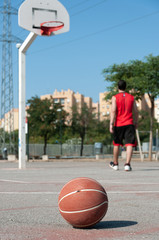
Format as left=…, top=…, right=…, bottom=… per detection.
left=41, top=89, right=93, bottom=122
left=41, top=88, right=93, bottom=107
left=99, top=92, right=111, bottom=121
left=92, top=102, right=99, bottom=120
left=0, top=108, right=19, bottom=131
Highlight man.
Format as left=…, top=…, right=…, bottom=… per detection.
left=109, top=80, right=138, bottom=171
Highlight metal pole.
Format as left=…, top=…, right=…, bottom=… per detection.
left=60, top=116, right=62, bottom=155
left=57, top=108, right=62, bottom=156
left=136, top=129, right=144, bottom=161
left=18, top=50, right=26, bottom=169
left=156, top=129, right=159, bottom=161
left=18, top=32, right=37, bottom=169
left=25, top=117, right=29, bottom=161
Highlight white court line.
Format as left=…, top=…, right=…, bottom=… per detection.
left=99, top=180, right=159, bottom=185
left=0, top=192, right=59, bottom=194
left=1, top=179, right=159, bottom=185
left=0, top=190, right=159, bottom=194
left=0, top=179, right=30, bottom=184
left=108, top=191, right=159, bottom=194
left=0, top=179, right=66, bottom=184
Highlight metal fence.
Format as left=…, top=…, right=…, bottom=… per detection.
left=28, top=144, right=114, bottom=158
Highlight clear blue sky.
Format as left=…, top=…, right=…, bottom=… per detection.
left=0, top=0, right=159, bottom=108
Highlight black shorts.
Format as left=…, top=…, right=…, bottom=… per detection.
left=113, top=125, right=137, bottom=146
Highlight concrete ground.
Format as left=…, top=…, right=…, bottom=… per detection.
left=0, top=159, right=159, bottom=240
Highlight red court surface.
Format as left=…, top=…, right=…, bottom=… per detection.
left=0, top=160, right=159, bottom=240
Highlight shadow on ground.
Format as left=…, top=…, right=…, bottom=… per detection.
left=73, top=220, right=138, bottom=230
left=93, top=220, right=138, bottom=229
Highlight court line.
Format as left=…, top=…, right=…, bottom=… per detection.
left=0, top=190, right=159, bottom=194
left=0, top=192, right=59, bottom=194
left=0, top=179, right=159, bottom=185
left=99, top=180, right=159, bottom=185
left=0, top=179, right=65, bottom=184
left=0, top=179, right=30, bottom=184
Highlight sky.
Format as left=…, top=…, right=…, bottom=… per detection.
left=0, top=0, right=159, bottom=108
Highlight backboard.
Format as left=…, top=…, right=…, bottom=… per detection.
left=18, top=0, right=70, bottom=36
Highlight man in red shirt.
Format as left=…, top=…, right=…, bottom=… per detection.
left=109, top=80, right=138, bottom=171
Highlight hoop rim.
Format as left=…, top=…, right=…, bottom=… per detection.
left=40, top=21, right=64, bottom=36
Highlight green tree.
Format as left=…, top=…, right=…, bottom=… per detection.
left=138, top=110, right=158, bottom=143
left=87, top=119, right=112, bottom=145
left=70, top=103, right=95, bottom=156
left=27, top=96, right=65, bottom=155
left=103, top=54, right=159, bottom=160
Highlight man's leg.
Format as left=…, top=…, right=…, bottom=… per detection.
left=113, top=145, right=120, bottom=164
left=125, top=145, right=133, bottom=171
left=124, top=125, right=136, bottom=171
left=109, top=145, right=120, bottom=170
left=126, top=145, right=133, bottom=164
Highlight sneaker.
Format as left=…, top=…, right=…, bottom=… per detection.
left=124, top=163, right=132, bottom=171
left=109, top=161, right=119, bottom=171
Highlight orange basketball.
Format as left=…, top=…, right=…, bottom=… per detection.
left=58, top=177, right=108, bottom=228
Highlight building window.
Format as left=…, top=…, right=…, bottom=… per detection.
left=60, top=98, right=65, bottom=104
left=107, top=111, right=110, bottom=115
left=102, top=112, right=106, bottom=116
left=106, top=105, right=109, bottom=109
left=54, top=98, right=59, bottom=103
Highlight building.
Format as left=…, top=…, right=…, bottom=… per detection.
left=41, top=89, right=93, bottom=122
left=0, top=108, right=19, bottom=131
left=99, top=92, right=111, bottom=121
left=92, top=102, right=99, bottom=120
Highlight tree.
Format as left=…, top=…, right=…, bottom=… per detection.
left=103, top=54, right=159, bottom=160
left=138, top=110, right=158, bottom=144
left=87, top=119, right=112, bottom=145
left=27, top=96, right=65, bottom=155
left=70, top=103, right=95, bottom=156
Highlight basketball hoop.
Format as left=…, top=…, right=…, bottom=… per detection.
left=40, top=21, right=64, bottom=36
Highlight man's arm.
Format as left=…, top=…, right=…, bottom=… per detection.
left=110, top=96, right=116, bottom=133
left=133, top=101, right=139, bottom=129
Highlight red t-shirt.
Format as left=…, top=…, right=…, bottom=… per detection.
left=114, top=92, right=134, bottom=127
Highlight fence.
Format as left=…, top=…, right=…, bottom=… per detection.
left=28, top=144, right=114, bottom=158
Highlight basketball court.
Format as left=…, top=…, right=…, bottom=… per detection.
left=0, top=159, right=159, bottom=240
left=2, top=2, right=158, bottom=239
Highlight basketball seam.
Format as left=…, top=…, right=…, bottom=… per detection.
left=58, top=189, right=108, bottom=204
left=59, top=201, right=108, bottom=214
left=58, top=190, right=77, bottom=204
left=73, top=209, right=107, bottom=228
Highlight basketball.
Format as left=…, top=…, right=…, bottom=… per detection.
left=58, top=177, right=108, bottom=228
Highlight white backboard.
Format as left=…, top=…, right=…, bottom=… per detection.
left=18, top=0, right=70, bottom=36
